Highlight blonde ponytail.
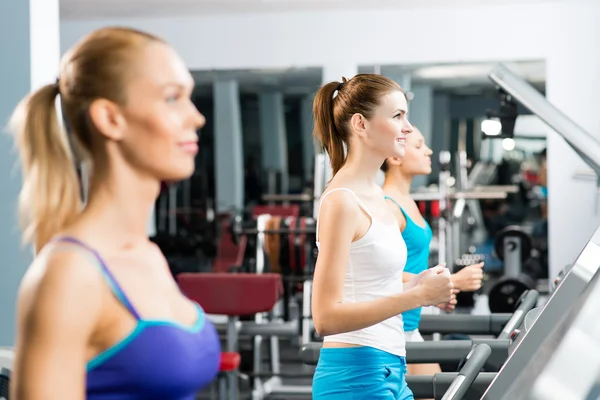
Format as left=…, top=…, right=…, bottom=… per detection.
left=10, top=84, right=82, bottom=252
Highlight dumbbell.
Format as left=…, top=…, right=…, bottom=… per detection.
left=453, top=253, right=486, bottom=308
left=488, top=226, right=539, bottom=313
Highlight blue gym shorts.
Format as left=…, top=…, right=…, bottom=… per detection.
left=312, top=346, right=414, bottom=400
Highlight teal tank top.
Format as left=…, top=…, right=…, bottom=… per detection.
left=385, top=196, right=433, bottom=332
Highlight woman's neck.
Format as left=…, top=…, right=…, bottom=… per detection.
left=339, top=148, right=385, bottom=190
left=81, top=162, right=160, bottom=246
left=383, top=168, right=413, bottom=196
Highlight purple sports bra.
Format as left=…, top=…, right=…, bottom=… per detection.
left=54, top=236, right=221, bottom=400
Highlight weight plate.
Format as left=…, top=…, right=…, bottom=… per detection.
left=488, top=277, right=530, bottom=313
left=494, top=225, right=533, bottom=262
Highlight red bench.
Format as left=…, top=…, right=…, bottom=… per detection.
left=178, top=273, right=282, bottom=400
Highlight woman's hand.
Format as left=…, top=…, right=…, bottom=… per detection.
left=452, top=262, right=485, bottom=292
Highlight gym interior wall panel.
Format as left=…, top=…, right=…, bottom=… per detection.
left=0, top=0, right=60, bottom=346
left=407, top=85, right=434, bottom=189
left=193, top=97, right=216, bottom=201
left=258, top=91, right=288, bottom=194
left=239, top=94, right=261, bottom=163
left=283, top=96, right=304, bottom=192
left=300, top=94, right=316, bottom=185
left=213, top=80, right=244, bottom=213
left=431, top=93, right=451, bottom=180
left=60, top=1, right=600, bottom=286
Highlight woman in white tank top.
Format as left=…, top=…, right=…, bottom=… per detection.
left=311, top=74, right=454, bottom=400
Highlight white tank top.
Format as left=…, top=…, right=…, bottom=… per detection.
left=316, top=188, right=408, bottom=357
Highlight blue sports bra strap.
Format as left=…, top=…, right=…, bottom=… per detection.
left=52, top=236, right=142, bottom=321
left=384, top=195, right=409, bottom=218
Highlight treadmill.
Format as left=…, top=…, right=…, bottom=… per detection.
left=496, top=265, right=600, bottom=400
left=301, top=64, right=600, bottom=399
left=407, top=64, right=600, bottom=400
left=479, top=63, right=600, bottom=399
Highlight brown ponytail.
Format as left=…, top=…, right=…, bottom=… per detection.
left=10, top=84, right=82, bottom=252
left=313, top=81, right=347, bottom=175
left=312, top=74, right=402, bottom=176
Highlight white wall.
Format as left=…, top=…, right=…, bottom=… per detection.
left=61, top=2, right=600, bottom=279
left=514, top=115, right=548, bottom=138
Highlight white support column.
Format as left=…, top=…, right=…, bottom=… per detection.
left=546, top=30, right=600, bottom=280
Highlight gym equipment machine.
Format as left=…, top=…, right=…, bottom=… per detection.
left=479, top=61, right=600, bottom=398
left=413, top=240, right=594, bottom=400
left=232, top=214, right=313, bottom=399
left=0, top=347, right=13, bottom=400
left=418, top=313, right=511, bottom=336
left=413, top=259, right=600, bottom=400
left=487, top=225, right=539, bottom=313
left=409, top=153, right=518, bottom=268
left=437, top=343, right=491, bottom=400
left=412, top=151, right=517, bottom=337
left=497, top=266, right=600, bottom=400
left=411, top=344, right=493, bottom=400
left=300, top=289, right=539, bottom=373
left=300, top=227, right=599, bottom=399
left=303, top=63, right=600, bottom=399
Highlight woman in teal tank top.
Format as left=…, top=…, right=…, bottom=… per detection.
left=381, top=127, right=485, bottom=378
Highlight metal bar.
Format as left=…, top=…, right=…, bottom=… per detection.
left=405, top=339, right=506, bottom=368
left=264, top=384, right=312, bottom=395
left=302, top=280, right=312, bottom=345
left=408, top=372, right=496, bottom=400
left=214, top=321, right=299, bottom=337
left=238, top=228, right=316, bottom=235
left=414, top=313, right=511, bottom=335
left=406, top=340, right=475, bottom=364
left=411, top=191, right=509, bottom=201
left=442, top=343, right=492, bottom=400
left=489, top=63, right=600, bottom=175
left=410, top=185, right=518, bottom=201
left=226, top=316, right=239, bottom=400
left=497, top=290, right=539, bottom=340
left=472, top=185, right=519, bottom=193
left=262, top=193, right=314, bottom=202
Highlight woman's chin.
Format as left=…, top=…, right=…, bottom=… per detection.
left=391, top=147, right=406, bottom=158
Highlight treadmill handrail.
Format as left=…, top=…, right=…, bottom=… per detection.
left=441, top=343, right=492, bottom=400
left=489, top=64, right=600, bottom=176
left=497, top=289, right=539, bottom=340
